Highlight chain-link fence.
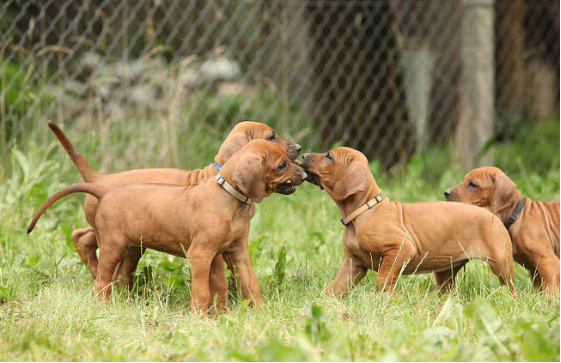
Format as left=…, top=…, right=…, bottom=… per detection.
left=1, top=0, right=559, bottom=173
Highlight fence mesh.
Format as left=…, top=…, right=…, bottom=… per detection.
left=1, top=0, right=559, bottom=172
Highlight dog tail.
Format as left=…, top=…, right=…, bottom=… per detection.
left=48, top=120, right=99, bottom=182
left=27, top=183, right=108, bottom=234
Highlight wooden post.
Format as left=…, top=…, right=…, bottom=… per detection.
left=456, top=0, right=495, bottom=170
left=497, top=0, right=525, bottom=116
left=400, top=44, right=435, bottom=153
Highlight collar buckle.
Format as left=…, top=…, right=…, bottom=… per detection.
left=341, top=194, right=383, bottom=226
left=507, top=214, right=517, bottom=225
left=215, top=173, right=253, bottom=205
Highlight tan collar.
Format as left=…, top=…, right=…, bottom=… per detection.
left=341, top=195, right=383, bottom=226
left=216, top=173, right=253, bottom=205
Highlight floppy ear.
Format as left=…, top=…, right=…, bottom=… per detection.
left=215, top=132, right=251, bottom=166
left=490, top=173, right=520, bottom=216
left=232, top=154, right=266, bottom=203
left=332, top=161, right=369, bottom=201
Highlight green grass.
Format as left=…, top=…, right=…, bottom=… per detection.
left=0, top=119, right=559, bottom=361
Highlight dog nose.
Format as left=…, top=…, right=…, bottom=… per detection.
left=444, top=189, right=453, bottom=198
left=294, top=143, right=302, bottom=153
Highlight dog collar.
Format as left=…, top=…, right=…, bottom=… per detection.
left=341, top=194, right=383, bottom=226
left=214, top=162, right=221, bottom=170
left=216, top=173, right=252, bottom=205
left=504, top=198, right=525, bottom=229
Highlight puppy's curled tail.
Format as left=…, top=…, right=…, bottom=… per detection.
left=48, top=120, right=99, bottom=182
left=27, top=183, right=109, bottom=234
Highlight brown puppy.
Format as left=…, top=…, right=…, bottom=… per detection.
left=445, top=166, right=560, bottom=295
left=48, top=120, right=301, bottom=286
left=29, top=140, right=305, bottom=313
left=301, top=148, right=515, bottom=296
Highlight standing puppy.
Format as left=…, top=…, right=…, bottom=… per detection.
left=301, top=148, right=515, bottom=296
left=445, top=166, right=560, bottom=294
left=48, top=120, right=302, bottom=287
left=29, top=140, right=305, bottom=313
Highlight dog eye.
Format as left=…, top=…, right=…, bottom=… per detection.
left=278, top=162, right=286, bottom=170
left=325, top=152, right=333, bottom=160
left=267, top=133, right=277, bottom=141
left=468, top=181, right=478, bottom=189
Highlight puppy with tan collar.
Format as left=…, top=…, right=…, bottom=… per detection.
left=29, top=140, right=305, bottom=314
left=48, top=120, right=302, bottom=287
left=300, top=148, right=515, bottom=296
left=445, top=166, right=559, bottom=295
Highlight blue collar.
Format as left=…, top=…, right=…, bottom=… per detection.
left=214, top=162, right=221, bottom=170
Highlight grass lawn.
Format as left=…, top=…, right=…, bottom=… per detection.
left=0, top=120, right=559, bottom=361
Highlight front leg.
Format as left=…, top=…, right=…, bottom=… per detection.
left=526, top=266, right=543, bottom=291
left=187, top=246, right=214, bottom=315
left=327, top=255, right=367, bottom=297
left=208, top=254, right=229, bottom=313
left=222, top=253, right=239, bottom=291
left=532, top=253, right=560, bottom=295
left=375, top=244, right=416, bottom=293
left=224, top=241, right=263, bottom=306
left=434, top=262, right=467, bottom=293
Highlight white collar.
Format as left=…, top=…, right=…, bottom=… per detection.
left=215, top=173, right=253, bottom=205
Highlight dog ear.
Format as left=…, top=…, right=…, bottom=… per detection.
left=490, top=172, right=520, bottom=217
left=332, top=161, right=369, bottom=201
left=232, top=154, right=266, bottom=203
left=215, top=132, right=251, bottom=166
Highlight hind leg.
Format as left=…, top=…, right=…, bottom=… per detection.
left=112, top=247, right=145, bottom=288
left=488, top=256, right=516, bottom=296
left=93, top=235, right=127, bottom=300
left=487, top=228, right=516, bottom=296
left=72, top=228, right=98, bottom=279
left=434, top=262, right=467, bottom=293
